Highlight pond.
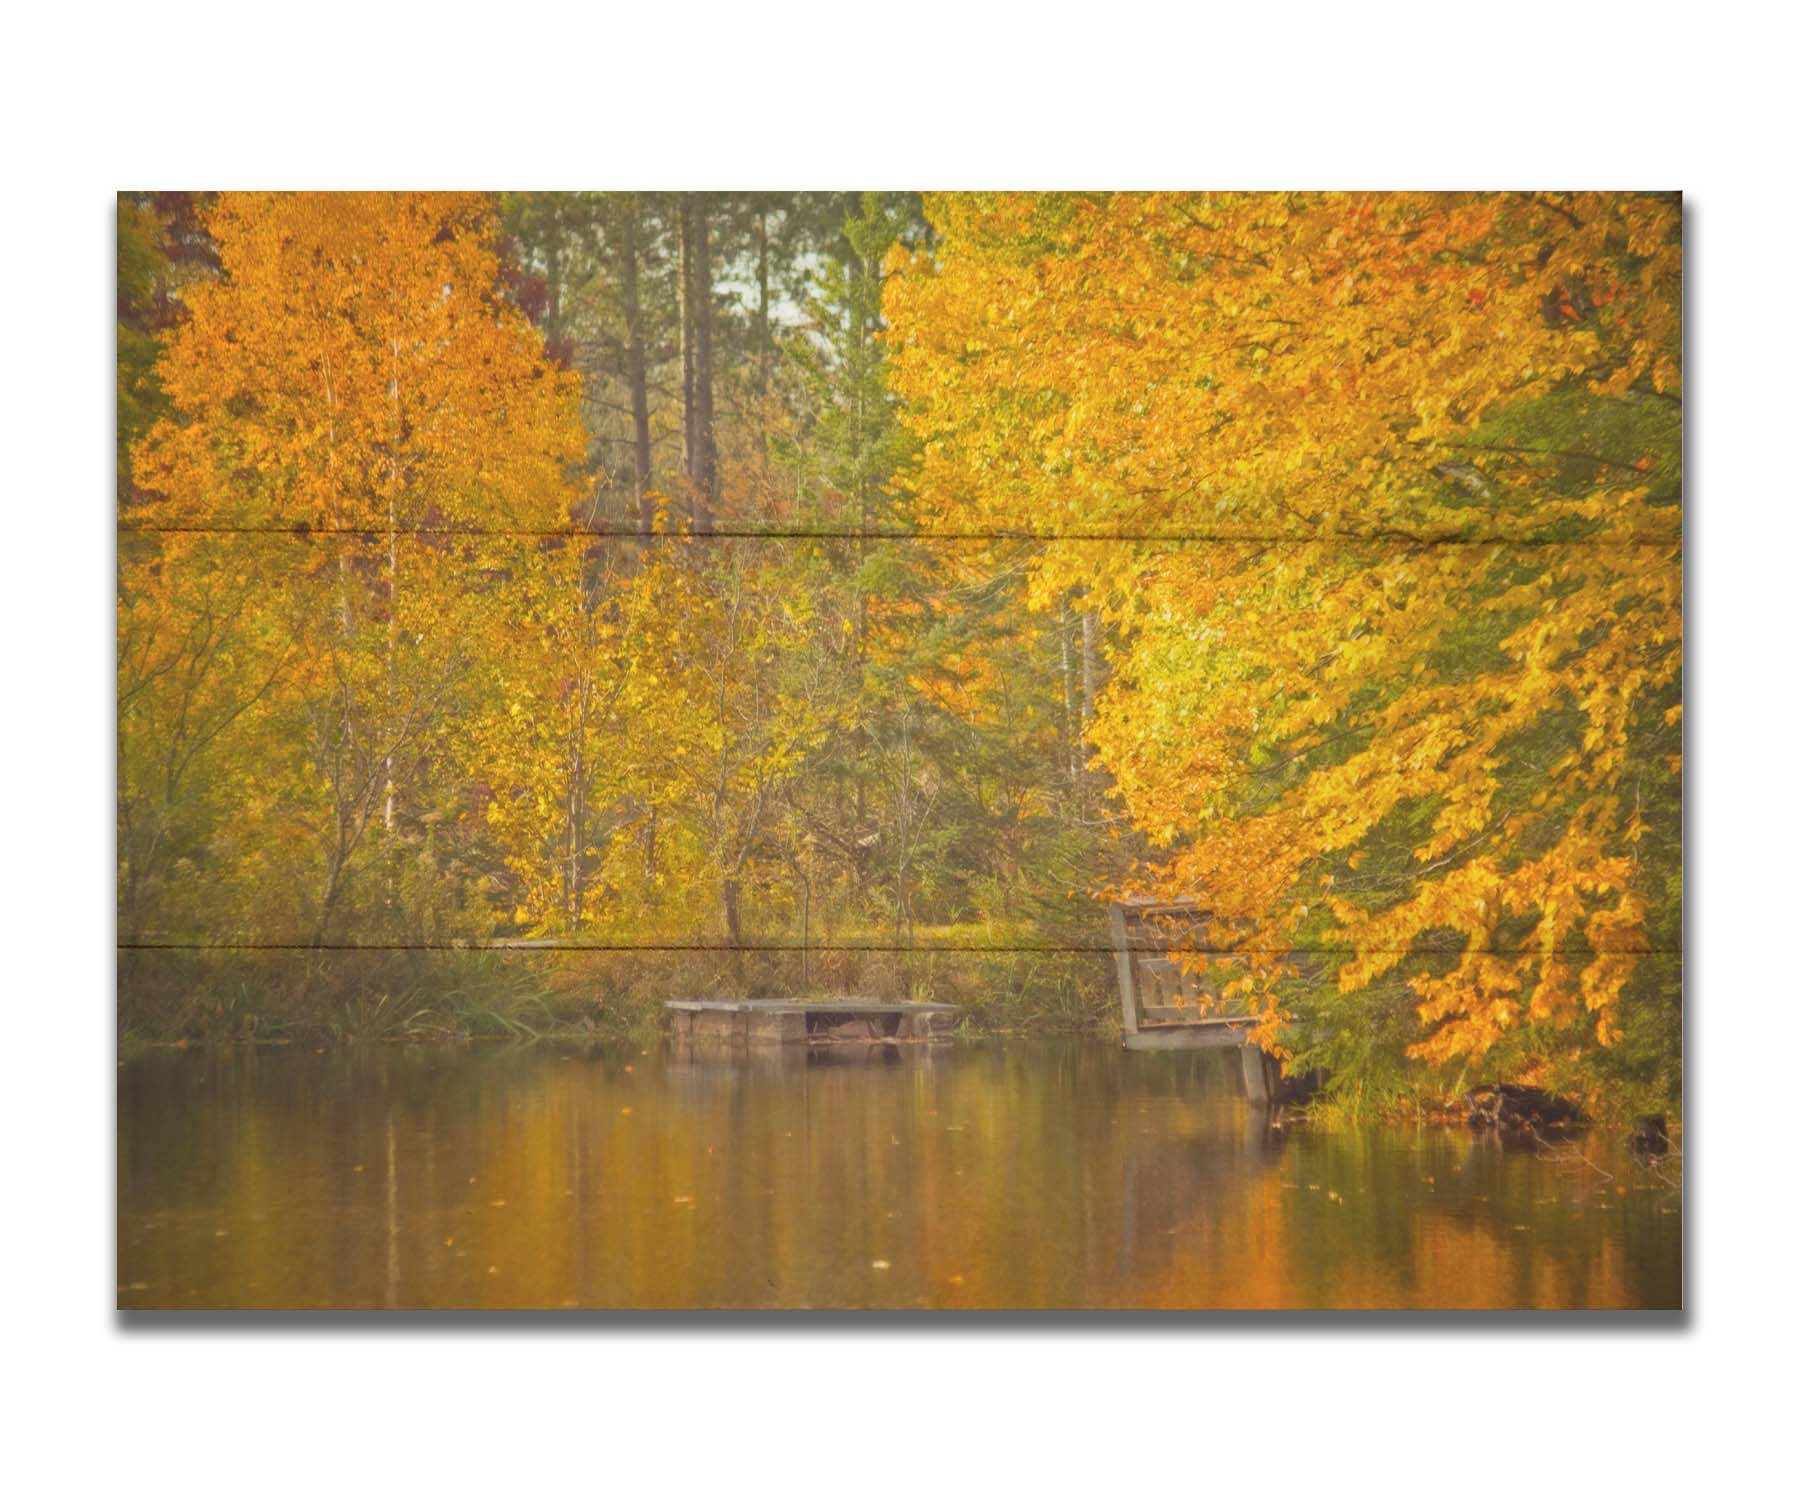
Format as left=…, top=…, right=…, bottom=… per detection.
left=118, top=1040, right=1682, bottom=1310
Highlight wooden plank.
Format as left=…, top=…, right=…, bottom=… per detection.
left=687, top=1009, right=746, bottom=1042
left=1122, top=1025, right=1251, bottom=1052
left=1110, top=902, right=1140, bottom=1037
left=662, top=997, right=959, bottom=1046
left=1142, top=1004, right=1258, bottom=1024
left=748, top=1008, right=806, bottom=1044
left=665, top=999, right=956, bottom=1016
left=1239, top=1044, right=1270, bottom=1103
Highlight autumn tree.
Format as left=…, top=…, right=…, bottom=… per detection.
left=117, top=193, right=215, bottom=504
left=768, top=195, right=1133, bottom=947
left=466, top=541, right=684, bottom=932
left=127, top=192, right=585, bottom=944
left=887, top=192, right=1682, bottom=1101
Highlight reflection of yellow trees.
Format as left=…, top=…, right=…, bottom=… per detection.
left=118, top=1048, right=1677, bottom=1309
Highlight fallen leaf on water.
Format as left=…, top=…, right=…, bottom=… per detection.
left=487, top=1265, right=498, bottom=1275
left=620, top=1106, right=633, bottom=1116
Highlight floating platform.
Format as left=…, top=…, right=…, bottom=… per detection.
left=665, top=998, right=960, bottom=1045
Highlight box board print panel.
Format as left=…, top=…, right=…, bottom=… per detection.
left=116, top=191, right=1682, bottom=1310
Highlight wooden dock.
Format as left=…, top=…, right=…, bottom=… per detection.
left=665, top=999, right=960, bottom=1046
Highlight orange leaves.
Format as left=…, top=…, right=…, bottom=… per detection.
left=894, top=191, right=1680, bottom=547
left=135, top=192, right=584, bottom=537
left=889, top=192, right=1682, bottom=1076
left=121, top=194, right=594, bottom=944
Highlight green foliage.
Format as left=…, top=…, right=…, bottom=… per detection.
left=118, top=192, right=1148, bottom=1049
left=117, top=196, right=172, bottom=500
left=117, top=191, right=1680, bottom=1124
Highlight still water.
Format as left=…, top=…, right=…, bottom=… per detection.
left=118, top=1040, right=1681, bottom=1310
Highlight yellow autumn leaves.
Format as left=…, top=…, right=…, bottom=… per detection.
left=886, top=192, right=1681, bottom=1076
left=118, top=189, right=1684, bottom=1094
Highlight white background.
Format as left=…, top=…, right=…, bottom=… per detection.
left=2, top=3, right=1794, bottom=1494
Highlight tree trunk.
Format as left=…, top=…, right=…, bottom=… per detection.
left=1080, top=608, right=1099, bottom=726
left=755, top=203, right=772, bottom=477
left=620, top=200, right=654, bottom=535
left=694, top=198, right=717, bottom=527
left=755, top=205, right=771, bottom=396
left=679, top=199, right=697, bottom=521
left=798, top=869, right=810, bottom=991
left=384, top=332, right=402, bottom=837
left=721, top=871, right=744, bottom=986
left=567, top=674, right=587, bottom=927
left=680, top=194, right=716, bottom=532
left=1060, top=602, right=1080, bottom=790
left=545, top=224, right=563, bottom=352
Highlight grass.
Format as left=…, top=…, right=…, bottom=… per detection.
left=116, top=938, right=1122, bottom=1047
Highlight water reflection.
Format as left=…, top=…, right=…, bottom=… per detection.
left=117, top=1041, right=1681, bottom=1310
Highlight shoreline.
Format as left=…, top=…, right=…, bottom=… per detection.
left=115, top=1027, right=1681, bottom=1132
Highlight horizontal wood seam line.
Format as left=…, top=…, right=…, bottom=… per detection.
left=117, top=524, right=1682, bottom=547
